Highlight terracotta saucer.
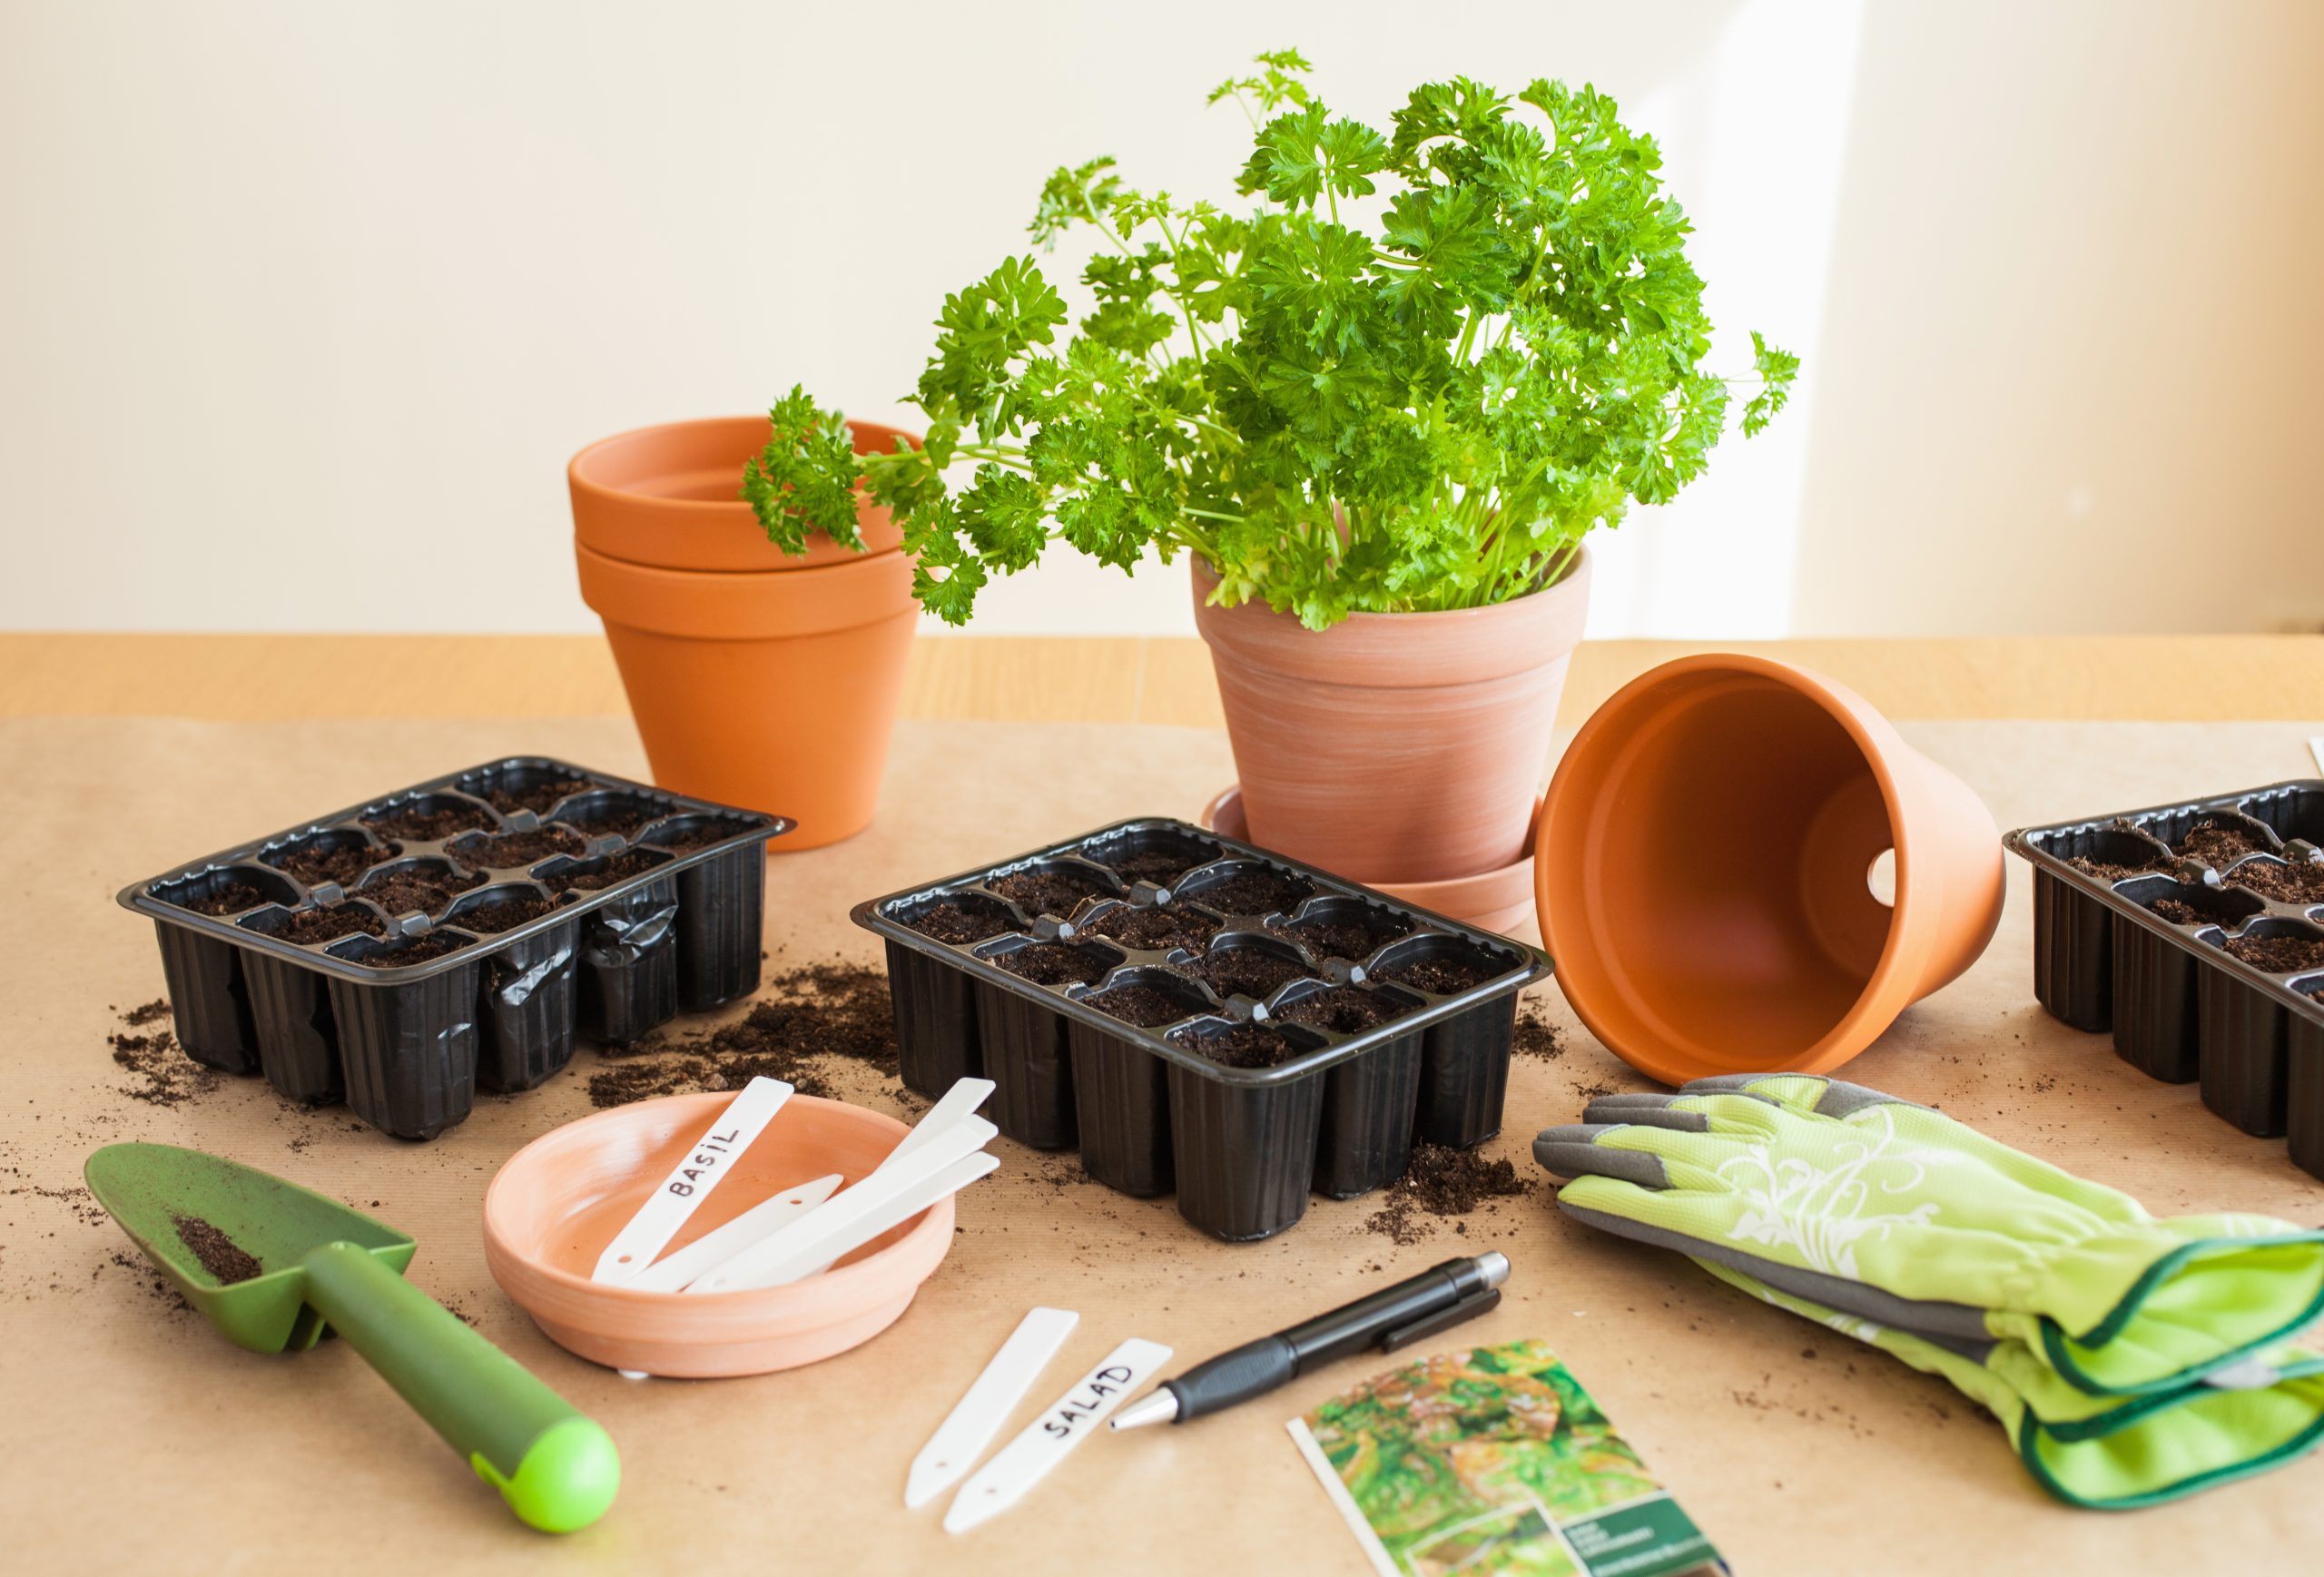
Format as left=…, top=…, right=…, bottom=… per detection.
left=1200, top=784, right=1542, bottom=943
left=482, top=1092, right=956, bottom=1378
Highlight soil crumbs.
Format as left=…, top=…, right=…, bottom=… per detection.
left=1366, top=1143, right=1533, bottom=1246
left=1087, top=904, right=1218, bottom=952
left=110, top=1001, right=218, bottom=1107
left=2225, top=932, right=2324, bottom=974
left=1185, top=868, right=1314, bottom=916
left=2234, top=858, right=2324, bottom=905
left=2175, top=818, right=2269, bottom=869
left=1512, top=998, right=1563, bottom=1061
left=588, top=956, right=901, bottom=1108
left=172, top=1215, right=263, bottom=1284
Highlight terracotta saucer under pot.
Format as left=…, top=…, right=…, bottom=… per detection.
left=482, top=1093, right=957, bottom=1378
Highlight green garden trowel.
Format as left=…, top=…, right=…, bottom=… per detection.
left=84, top=1142, right=619, bottom=1533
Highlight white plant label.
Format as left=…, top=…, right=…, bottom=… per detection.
left=626, top=1173, right=842, bottom=1294
left=907, top=1306, right=1079, bottom=1509
left=943, top=1337, right=1173, bottom=1534
left=591, top=1076, right=792, bottom=1284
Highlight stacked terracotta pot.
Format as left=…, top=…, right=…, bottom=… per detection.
left=569, top=418, right=919, bottom=850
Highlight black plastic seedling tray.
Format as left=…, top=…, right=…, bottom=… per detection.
left=853, top=818, right=1552, bottom=1242
left=120, top=757, right=788, bottom=1139
left=2006, top=780, right=2324, bottom=1178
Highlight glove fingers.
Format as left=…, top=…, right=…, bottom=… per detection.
left=1581, top=1093, right=1709, bottom=1132
left=1532, top=1123, right=1673, bottom=1188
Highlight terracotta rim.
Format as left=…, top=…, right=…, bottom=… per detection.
left=1201, top=783, right=1542, bottom=920
left=574, top=540, right=918, bottom=641
left=1537, top=654, right=1930, bottom=1084
left=568, top=415, right=915, bottom=571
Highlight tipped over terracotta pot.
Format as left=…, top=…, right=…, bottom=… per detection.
left=570, top=417, right=921, bottom=849
left=1191, top=551, right=1590, bottom=886
left=1536, top=654, right=2005, bottom=1084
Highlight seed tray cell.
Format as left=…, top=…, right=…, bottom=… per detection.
left=121, top=756, right=788, bottom=1139
left=2006, top=779, right=2324, bottom=1176
left=855, top=817, right=1551, bottom=1241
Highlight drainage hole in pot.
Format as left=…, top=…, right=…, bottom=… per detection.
left=361, top=795, right=492, bottom=843
left=2230, top=858, right=2324, bottom=907
left=554, top=792, right=678, bottom=842
left=448, top=889, right=562, bottom=935
left=2221, top=930, right=2324, bottom=975
left=2171, top=814, right=2273, bottom=870
left=1275, top=985, right=1416, bottom=1036
left=1081, top=830, right=1226, bottom=888
left=645, top=815, right=757, bottom=853
left=1867, top=849, right=1896, bottom=907
left=1168, top=1020, right=1319, bottom=1070
left=1080, top=981, right=1206, bottom=1027
left=355, top=862, right=484, bottom=917
left=898, top=894, right=1022, bottom=946
left=335, top=931, right=477, bottom=969
left=265, top=904, right=388, bottom=947
left=464, top=766, right=597, bottom=817
left=1085, top=904, right=1220, bottom=953
left=987, top=862, right=1118, bottom=920
left=448, top=825, right=586, bottom=871
left=1177, top=863, right=1315, bottom=917
left=988, top=941, right=1119, bottom=987
left=540, top=849, right=672, bottom=894
left=1183, top=944, right=1315, bottom=1000
left=269, top=832, right=401, bottom=889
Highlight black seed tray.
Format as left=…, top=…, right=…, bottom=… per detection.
left=2005, top=780, right=2324, bottom=1177
left=852, top=817, right=1551, bottom=1242
left=119, top=756, right=789, bottom=1139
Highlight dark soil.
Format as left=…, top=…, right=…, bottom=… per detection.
left=2175, top=818, right=2269, bottom=868
left=109, top=1001, right=217, bottom=1107
left=172, top=1215, right=263, bottom=1284
left=1366, top=1142, right=1533, bottom=1246
left=542, top=850, right=666, bottom=894
left=988, top=865, right=1115, bottom=918
left=2224, top=932, right=2324, bottom=974
left=992, top=942, right=1110, bottom=987
left=1277, top=912, right=1413, bottom=962
left=274, top=840, right=397, bottom=889
left=480, top=774, right=594, bottom=816
left=1088, top=840, right=1219, bottom=887
left=1278, top=986, right=1413, bottom=1035
left=350, top=932, right=472, bottom=968
left=451, top=826, right=586, bottom=870
left=1171, top=1020, right=1307, bottom=1069
left=2232, top=859, right=2324, bottom=905
left=588, top=956, right=899, bottom=1107
left=902, top=899, right=1019, bottom=946
left=457, top=892, right=562, bottom=934
left=178, top=881, right=271, bottom=917
left=2146, top=898, right=2215, bottom=926
left=1087, top=904, right=1218, bottom=952
left=559, top=803, right=663, bottom=839
left=649, top=819, right=752, bottom=853
left=1184, top=946, right=1312, bottom=1000
left=1374, top=952, right=1502, bottom=994
left=1512, top=999, right=1563, bottom=1060
left=1081, top=983, right=1199, bottom=1028
left=362, top=802, right=489, bottom=842
left=2069, top=849, right=2169, bottom=882
left=1184, top=868, right=1314, bottom=916
left=358, top=867, right=483, bottom=916
left=279, top=904, right=388, bottom=946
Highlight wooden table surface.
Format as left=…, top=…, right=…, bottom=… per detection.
left=5, top=631, right=2322, bottom=723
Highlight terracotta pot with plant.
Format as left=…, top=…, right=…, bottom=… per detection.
left=743, top=51, right=1796, bottom=893
left=569, top=415, right=920, bottom=850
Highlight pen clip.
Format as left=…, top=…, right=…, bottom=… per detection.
left=1380, top=1286, right=1501, bottom=1353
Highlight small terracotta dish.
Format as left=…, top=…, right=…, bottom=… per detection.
left=1202, top=784, right=1542, bottom=942
left=483, top=1093, right=956, bottom=1377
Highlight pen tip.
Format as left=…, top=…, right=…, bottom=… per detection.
left=1110, top=1389, right=1178, bottom=1431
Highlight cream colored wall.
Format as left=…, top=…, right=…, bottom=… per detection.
left=1, top=1, right=2318, bottom=637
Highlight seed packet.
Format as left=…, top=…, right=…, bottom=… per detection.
left=1287, top=1339, right=1726, bottom=1577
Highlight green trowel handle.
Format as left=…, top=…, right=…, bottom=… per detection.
left=300, top=1241, right=619, bottom=1533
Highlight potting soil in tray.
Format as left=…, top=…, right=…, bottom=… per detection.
left=120, top=756, right=789, bottom=1140
left=2006, top=779, right=2324, bottom=1177
left=854, top=817, right=1551, bottom=1242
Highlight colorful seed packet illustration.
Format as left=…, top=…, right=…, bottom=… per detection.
left=1287, top=1339, right=1725, bottom=1577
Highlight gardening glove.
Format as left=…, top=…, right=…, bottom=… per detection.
left=1533, top=1076, right=2324, bottom=1396
left=1691, top=1256, right=2324, bottom=1508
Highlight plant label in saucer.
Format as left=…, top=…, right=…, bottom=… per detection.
left=592, top=1075, right=793, bottom=1285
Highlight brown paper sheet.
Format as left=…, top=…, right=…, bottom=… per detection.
left=3, top=715, right=2321, bottom=1573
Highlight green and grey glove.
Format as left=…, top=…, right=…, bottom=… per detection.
left=1692, top=1256, right=2324, bottom=1508
left=1533, top=1075, right=2324, bottom=1397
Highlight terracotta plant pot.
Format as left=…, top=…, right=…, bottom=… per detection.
left=482, top=1092, right=956, bottom=1378
left=1201, top=784, right=1542, bottom=943
left=1191, top=552, right=1590, bottom=885
left=1536, top=654, right=2004, bottom=1085
left=570, top=417, right=921, bottom=849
